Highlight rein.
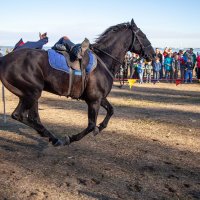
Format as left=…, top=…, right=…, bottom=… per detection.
left=94, top=54, right=114, bottom=79
left=91, top=26, right=152, bottom=79
left=92, top=46, right=123, bottom=66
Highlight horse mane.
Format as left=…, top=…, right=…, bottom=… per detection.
left=94, top=22, right=131, bottom=46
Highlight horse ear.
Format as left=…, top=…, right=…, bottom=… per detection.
left=131, top=19, right=135, bottom=26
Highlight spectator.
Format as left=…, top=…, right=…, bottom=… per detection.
left=164, top=53, right=173, bottom=82
left=184, top=58, right=193, bottom=83
left=153, top=56, right=161, bottom=82
left=179, top=50, right=187, bottom=82
left=145, top=61, right=153, bottom=83
left=163, top=47, right=169, bottom=58
left=189, top=48, right=197, bottom=77
left=131, top=54, right=140, bottom=79
left=123, top=52, right=130, bottom=78
left=168, top=48, right=173, bottom=55
left=172, top=54, right=180, bottom=81
left=159, top=50, right=165, bottom=78
left=137, top=59, right=145, bottom=84
left=189, top=48, right=197, bottom=69
left=155, top=48, right=164, bottom=78
left=196, top=52, right=200, bottom=79
left=129, top=53, right=138, bottom=78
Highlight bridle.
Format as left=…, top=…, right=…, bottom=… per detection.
left=91, top=26, right=153, bottom=79
left=130, top=27, right=152, bottom=57
left=92, top=26, right=152, bottom=65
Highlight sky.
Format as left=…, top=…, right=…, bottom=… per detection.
left=0, top=0, right=200, bottom=48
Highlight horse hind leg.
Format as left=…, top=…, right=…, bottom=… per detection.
left=11, top=99, right=29, bottom=121
left=27, top=101, right=63, bottom=145
left=12, top=98, right=62, bottom=146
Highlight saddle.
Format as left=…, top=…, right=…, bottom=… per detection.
left=48, top=38, right=97, bottom=99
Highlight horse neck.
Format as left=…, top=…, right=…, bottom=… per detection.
left=95, top=29, right=132, bottom=72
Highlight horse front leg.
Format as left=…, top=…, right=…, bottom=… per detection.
left=95, top=98, right=114, bottom=135
left=64, top=100, right=100, bottom=145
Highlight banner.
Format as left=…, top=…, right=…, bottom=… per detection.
left=175, top=79, right=182, bottom=86
left=127, top=79, right=137, bottom=89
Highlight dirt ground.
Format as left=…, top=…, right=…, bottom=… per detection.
left=0, top=82, right=200, bottom=200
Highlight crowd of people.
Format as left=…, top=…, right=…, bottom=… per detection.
left=122, top=47, right=200, bottom=84
left=1, top=41, right=200, bottom=85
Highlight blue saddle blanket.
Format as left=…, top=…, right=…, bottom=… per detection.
left=48, top=49, right=97, bottom=75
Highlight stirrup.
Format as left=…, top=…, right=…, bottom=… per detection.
left=70, top=44, right=81, bottom=61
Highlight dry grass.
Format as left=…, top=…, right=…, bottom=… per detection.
left=0, top=82, right=200, bottom=200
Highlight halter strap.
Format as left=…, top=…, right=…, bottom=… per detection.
left=130, top=27, right=152, bottom=56
left=94, top=53, right=114, bottom=79
left=92, top=46, right=123, bottom=66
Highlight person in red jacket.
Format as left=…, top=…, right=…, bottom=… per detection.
left=196, top=52, right=200, bottom=79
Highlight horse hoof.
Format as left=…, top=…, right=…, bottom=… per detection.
left=64, top=136, right=71, bottom=145
left=53, top=139, right=63, bottom=147
left=93, top=126, right=100, bottom=136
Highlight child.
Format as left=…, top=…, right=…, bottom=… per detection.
left=145, top=61, right=153, bottom=83
left=184, top=58, right=193, bottom=83
left=164, top=53, right=173, bottom=82
left=137, top=59, right=145, bottom=84
left=153, top=57, right=161, bottom=82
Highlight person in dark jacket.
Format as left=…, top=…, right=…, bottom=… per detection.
left=52, top=36, right=84, bottom=61
left=153, top=56, right=161, bottom=82
left=155, top=48, right=164, bottom=78
left=13, top=33, right=48, bottom=51
left=184, top=58, right=193, bottom=83
left=172, top=54, right=180, bottom=81
left=13, top=32, right=48, bottom=51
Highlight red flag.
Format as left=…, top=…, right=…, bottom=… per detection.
left=175, top=79, right=182, bottom=86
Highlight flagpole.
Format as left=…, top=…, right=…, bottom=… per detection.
left=2, top=84, right=6, bottom=123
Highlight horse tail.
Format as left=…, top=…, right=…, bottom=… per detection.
left=0, top=56, right=24, bottom=97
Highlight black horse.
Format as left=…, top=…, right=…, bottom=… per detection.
left=0, top=19, right=155, bottom=146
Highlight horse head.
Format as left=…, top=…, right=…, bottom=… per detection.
left=129, top=19, right=155, bottom=61
left=92, top=20, right=155, bottom=75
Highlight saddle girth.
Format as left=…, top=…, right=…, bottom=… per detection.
left=59, top=51, right=89, bottom=99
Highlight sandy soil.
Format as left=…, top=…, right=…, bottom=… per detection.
left=0, top=82, right=200, bottom=200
